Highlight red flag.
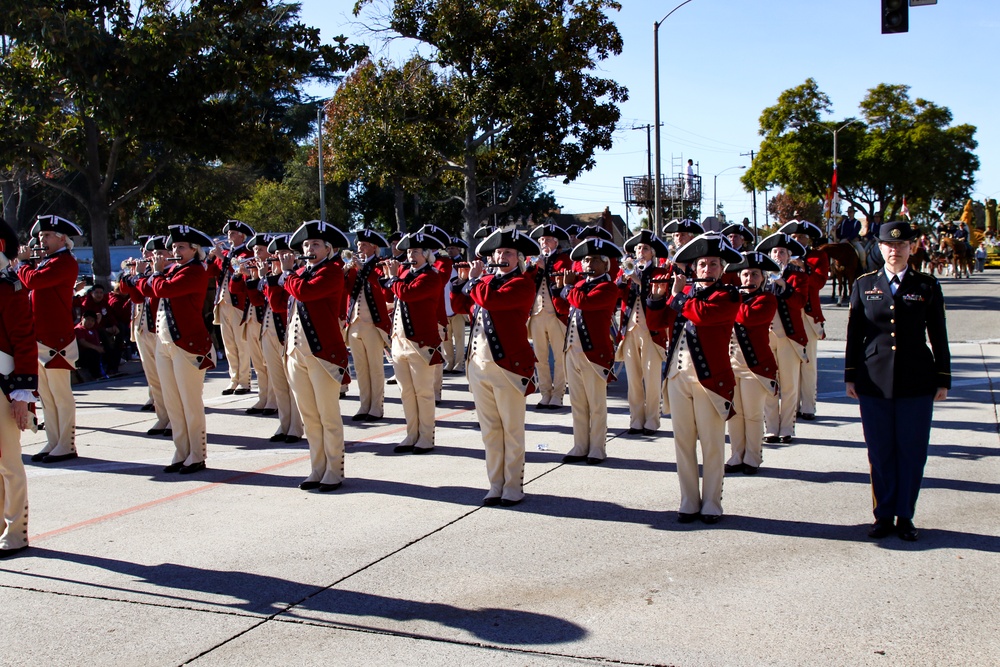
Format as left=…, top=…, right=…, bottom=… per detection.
left=900, top=196, right=910, bottom=220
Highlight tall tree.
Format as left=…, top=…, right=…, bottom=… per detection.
left=352, top=0, right=627, bottom=241
left=743, top=79, right=978, bottom=226
left=0, top=0, right=364, bottom=282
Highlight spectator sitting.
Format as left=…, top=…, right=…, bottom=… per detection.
left=75, top=311, right=107, bottom=379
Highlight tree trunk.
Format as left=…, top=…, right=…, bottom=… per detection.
left=88, top=198, right=112, bottom=288
left=461, top=151, right=481, bottom=247
left=393, top=180, right=407, bottom=234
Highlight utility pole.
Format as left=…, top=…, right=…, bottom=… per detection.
left=632, top=124, right=656, bottom=225
left=741, top=150, right=757, bottom=237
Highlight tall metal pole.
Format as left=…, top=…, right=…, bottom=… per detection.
left=317, top=105, right=327, bottom=222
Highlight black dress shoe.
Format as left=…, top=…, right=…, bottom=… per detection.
left=140, top=403, right=155, bottom=412
left=586, top=457, right=605, bottom=465
left=778, top=435, right=792, bottom=443
left=234, top=387, right=251, bottom=395
left=724, top=463, right=745, bottom=474
left=896, top=518, right=919, bottom=542
left=562, top=454, right=587, bottom=463
left=163, top=462, right=184, bottom=473
left=701, top=514, right=722, bottom=525
left=179, top=461, right=206, bottom=474
left=363, top=414, right=382, bottom=422
left=42, top=452, right=78, bottom=463
left=742, top=465, right=759, bottom=475
left=500, top=498, right=522, bottom=507
left=799, top=412, right=815, bottom=421
left=394, top=444, right=415, bottom=454
left=318, top=482, right=342, bottom=492
left=412, top=447, right=433, bottom=455
left=162, top=429, right=172, bottom=438
left=284, top=435, right=301, bottom=444
left=762, top=435, right=779, bottom=444
left=245, top=407, right=264, bottom=415
left=868, top=518, right=895, bottom=539
left=351, top=413, right=367, bottom=422
left=0, top=545, right=29, bottom=559
left=30, top=452, right=48, bottom=462
left=642, top=428, right=657, bottom=436
left=261, top=408, right=278, bottom=416
left=386, top=378, right=397, bottom=385
left=221, top=388, right=236, bottom=396
left=677, top=512, right=701, bottom=524
left=147, top=427, right=166, bottom=436
left=627, top=427, right=643, bottom=435
left=269, top=433, right=287, bottom=443
left=482, top=497, right=502, bottom=507
left=299, top=480, right=321, bottom=491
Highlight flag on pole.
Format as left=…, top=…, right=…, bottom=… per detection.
left=823, top=166, right=839, bottom=218
left=900, top=196, right=910, bottom=220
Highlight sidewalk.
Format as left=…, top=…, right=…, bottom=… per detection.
left=3, top=336, right=998, bottom=666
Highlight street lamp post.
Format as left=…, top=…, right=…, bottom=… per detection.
left=713, top=165, right=746, bottom=223
left=653, top=0, right=698, bottom=237
left=795, top=118, right=862, bottom=234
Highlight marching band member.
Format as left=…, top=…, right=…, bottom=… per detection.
left=663, top=218, right=705, bottom=275
left=206, top=219, right=255, bottom=396
left=17, top=215, right=82, bottom=463
left=574, top=225, right=619, bottom=277
left=127, top=237, right=158, bottom=413
left=452, top=229, right=540, bottom=507
left=120, top=237, right=172, bottom=436
left=617, top=229, right=670, bottom=435
left=526, top=223, right=572, bottom=410
left=281, top=221, right=351, bottom=492
left=0, top=219, right=34, bottom=558
left=415, top=225, right=453, bottom=404
left=778, top=219, right=829, bottom=421
left=140, top=225, right=217, bottom=474
left=555, top=238, right=621, bottom=464
left=647, top=232, right=741, bottom=524
left=720, top=222, right=755, bottom=287
left=756, top=233, right=810, bottom=444
left=383, top=231, right=444, bottom=453
left=232, top=233, right=274, bottom=415
left=344, top=228, right=391, bottom=422
left=259, top=236, right=302, bottom=443
left=723, top=252, right=780, bottom=475
left=442, top=236, right=469, bottom=375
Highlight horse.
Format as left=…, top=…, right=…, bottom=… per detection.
left=939, top=237, right=973, bottom=278
left=817, top=242, right=860, bottom=306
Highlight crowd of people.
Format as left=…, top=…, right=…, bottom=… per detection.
left=0, top=212, right=953, bottom=559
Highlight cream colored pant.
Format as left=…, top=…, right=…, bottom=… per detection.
left=443, top=314, right=467, bottom=372
left=218, top=303, right=250, bottom=390
left=0, top=392, right=29, bottom=549
left=727, top=375, right=769, bottom=468
left=565, top=347, right=608, bottom=460
left=798, top=313, right=821, bottom=415
left=37, top=364, right=76, bottom=456
left=765, top=333, right=803, bottom=438
left=668, top=366, right=726, bottom=516
left=262, top=327, right=302, bottom=438
left=137, top=328, right=169, bottom=430
left=155, top=342, right=208, bottom=466
left=468, top=357, right=526, bottom=502
left=245, top=316, right=271, bottom=410
left=623, top=326, right=664, bottom=430
left=529, top=312, right=566, bottom=405
left=348, top=320, right=386, bottom=418
left=287, top=347, right=344, bottom=485
left=392, top=340, right=438, bottom=449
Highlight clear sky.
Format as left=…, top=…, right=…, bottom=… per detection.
left=299, top=0, right=997, bottom=228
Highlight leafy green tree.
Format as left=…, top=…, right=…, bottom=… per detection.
left=743, top=79, right=978, bottom=226
left=0, top=0, right=364, bottom=282
left=767, top=192, right=825, bottom=226
left=351, top=0, right=627, bottom=241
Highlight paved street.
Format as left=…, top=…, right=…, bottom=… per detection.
left=2, top=271, right=998, bottom=666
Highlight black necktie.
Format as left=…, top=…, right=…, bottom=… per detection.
left=890, top=275, right=900, bottom=294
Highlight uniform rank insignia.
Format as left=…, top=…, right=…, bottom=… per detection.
left=902, top=293, right=925, bottom=302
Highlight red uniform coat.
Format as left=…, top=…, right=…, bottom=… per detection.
left=431, top=254, right=454, bottom=328
left=773, top=266, right=810, bottom=346
left=525, top=252, right=572, bottom=324
left=261, top=275, right=289, bottom=344
left=0, top=268, right=38, bottom=398
left=17, top=249, right=78, bottom=369
left=647, top=281, right=740, bottom=411
left=560, top=274, right=619, bottom=376
left=733, top=289, right=778, bottom=383
left=456, top=269, right=537, bottom=392
left=229, top=275, right=265, bottom=324
left=139, top=260, right=215, bottom=366
left=206, top=246, right=253, bottom=309
left=120, top=273, right=160, bottom=334
left=801, top=248, right=829, bottom=324
left=345, top=258, right=391, bottom=334
left=385, top=264, right=444, bottom=352
left=615, top=264, right=669, bottom=347
left=284, top=259, right=350, bottom=373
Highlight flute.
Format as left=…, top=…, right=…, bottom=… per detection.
left=296, top=254, right=316, bottom=261
left=486, top=262, right=509, bottom=268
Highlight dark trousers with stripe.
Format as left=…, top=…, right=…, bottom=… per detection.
left=858, top=393, right=935, bottom=521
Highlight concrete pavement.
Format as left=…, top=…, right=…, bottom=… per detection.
left=2, top=272, right=999, bottom=666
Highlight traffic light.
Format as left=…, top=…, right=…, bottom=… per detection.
left=881, top=0, right=909, bottom=34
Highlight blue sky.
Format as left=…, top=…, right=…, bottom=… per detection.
left=300, top=0, right=997, bottom=227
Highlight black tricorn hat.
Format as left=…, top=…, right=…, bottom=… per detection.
left=356, top=228, right=388, bottom=248
left=387, top=231, right=403, bottom=244
left=877, top=220, right=917, bottom=242
left=0, top=218, right=18, bottom=261
left=569, top=238, right=624, bottom=261
left=447, top=236, right=469, bottom=250
left=266, top=234, right=292, bottom=253
left=165, top=225, right=213, bottom=249
left=289, top=220, right=349, bottom=249
left=397, top=231, right=444, bottom=251
left=247, top=233, right=275, bottom=250
left=529, top=223, right=569, bottom=242
left=576, top=225, right=613, bottom=242
left=31, top=215, right=83, bottom=238
left=624, top=229, right=669, bottom=258
left=755, top=232, right=806, bottom=256
left=222, top=219, right=255, bottom=237
left=663, top=218, right=704, bottom=235
left=673, top=232, right=742, bottom=265
left=416, top=224, right=451, bottom=248
left=565, top=224, right=582, bottom=237
left=143, top=236, right=168, bottom=252
left=725, top=251, right=781, bottom=274
left=778, top=219, right=823, bottom=240
left=721, top=223, right=755, bottom=245
left=473, top=225, right=498, bottom=239
left=475, top=229, right=540, bottom=257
